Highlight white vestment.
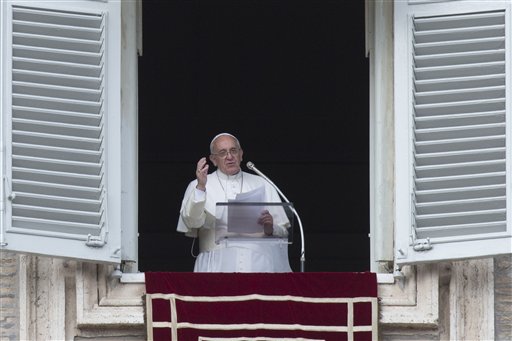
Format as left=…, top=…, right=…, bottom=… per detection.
left=177, top=170, right=292, bottom=272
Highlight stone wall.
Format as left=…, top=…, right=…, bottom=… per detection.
left=495, top=254, right=512, bottom=340
left=1, top=252, right=511, bottom=340
left=0, top=252, right=18, bottom=341
left=380, top=255, right=512, bottom=340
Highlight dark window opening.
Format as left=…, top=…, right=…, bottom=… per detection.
left=138, top=0, right=369, bottom=272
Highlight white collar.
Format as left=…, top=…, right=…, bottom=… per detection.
left=215, top=169, right=243, bottom=181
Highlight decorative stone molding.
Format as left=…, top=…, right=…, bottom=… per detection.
left=378, top=263, right=439, bottom=326
left=18, top=256, right=145, bottom=339
left=76, top=262, right=145, bottom=328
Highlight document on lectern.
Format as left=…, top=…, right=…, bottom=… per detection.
left=227, top=186, right=265, bottom=234
left=233, top=185, right=265, bottom=202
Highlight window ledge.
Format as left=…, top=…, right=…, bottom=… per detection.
left=121, top=272, right=395, bottom=284
left=120, top=272, right=145, bottom=283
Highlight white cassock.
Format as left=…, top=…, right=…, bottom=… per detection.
left=177, top=169, right=292, bottom=272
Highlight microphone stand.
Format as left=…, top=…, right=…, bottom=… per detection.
left=246, top=162, right=306, bottom=272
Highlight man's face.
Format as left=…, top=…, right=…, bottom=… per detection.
left=209, top=135, right=243, bottom=176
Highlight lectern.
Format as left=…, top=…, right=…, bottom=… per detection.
left=214, top=202, right=294, bottom=245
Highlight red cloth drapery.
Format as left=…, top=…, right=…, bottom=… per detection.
left=145, top=272, right=378, bottom=341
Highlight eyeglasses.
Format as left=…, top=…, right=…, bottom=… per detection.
left=212, top=147, right=240, bottom=158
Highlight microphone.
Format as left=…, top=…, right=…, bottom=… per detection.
left=246, top=161, right=306, bottom=272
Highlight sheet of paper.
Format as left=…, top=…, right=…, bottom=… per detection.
left=226, top=186, right=265, bottom=234
left=233, top=185, right=265, bottom=202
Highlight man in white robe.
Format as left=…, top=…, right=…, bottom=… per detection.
left=177, top=133, right=292, bottom=272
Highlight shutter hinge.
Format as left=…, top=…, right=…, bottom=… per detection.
left=413, top=238, right=432, bottom=251
left=4, top=175, right=15, bottom=202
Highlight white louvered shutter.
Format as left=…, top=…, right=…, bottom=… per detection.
left=0, top=1, right=122, bottom=263
left=394, top=0, right=511, bottom=265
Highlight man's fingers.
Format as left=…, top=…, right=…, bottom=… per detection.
left=196, top=157, right=209, bottom=175
left=258, top=212, right=273, bottom=226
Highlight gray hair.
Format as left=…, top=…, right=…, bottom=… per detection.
left=209, top=133, right=241, bottom=153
